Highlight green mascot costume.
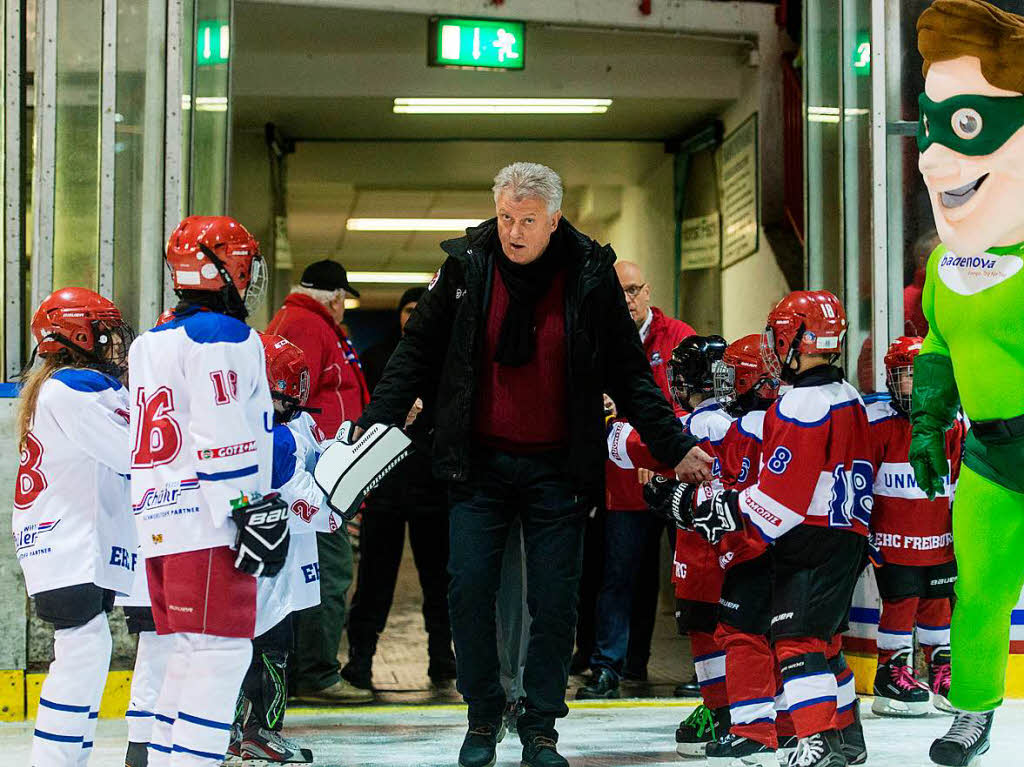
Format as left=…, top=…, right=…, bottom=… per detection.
left=910, top=1, right=1024, bottom=765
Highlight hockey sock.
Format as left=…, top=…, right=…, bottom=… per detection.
left=772, top=656, right=796, bottom=738
left=917, top=598, right=952, bottom=664
left=691, top=631, right=728, bottom=710
left=149, top=634, right=189, bottom=767
left=876, top=597, right=917, bottom=666
left=31, top=613, right=112, bottom=767
left=776, top=638, right=838, bottom=738
left=241, top=649, right=289, bottom=732
left=126, top=631, right=176, bottom=745
left=715, top=623, right=777, bottom=748
left=826, top=636, right=857, bottom=730
left=170, top=633, right=252, bottom=765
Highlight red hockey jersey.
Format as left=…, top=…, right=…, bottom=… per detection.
left=867, top=399, right=962, bottom=567
left=604, top=307, right=693, bottom=511
left=735, top=370, right=873, bottom=546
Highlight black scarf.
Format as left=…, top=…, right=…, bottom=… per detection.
left=492, top=227, right=565, bottom=367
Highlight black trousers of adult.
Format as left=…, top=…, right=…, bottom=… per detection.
left=449, top=447, right=586, bottom=743
left=574, top=506, right=606, bottom=665
left=624, top=522, right=675, bottom=674
left=345, top=467, right=452, bottom=672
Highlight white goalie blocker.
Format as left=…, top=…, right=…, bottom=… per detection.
left=313, top=422, right=412, bottom=520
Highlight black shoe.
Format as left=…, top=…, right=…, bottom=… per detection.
left=459, top=723, right=504, bottom=767
left=839, top=702, right=867, bottom=765
left=521, top=735, right=569, bottom=767
left=929, top=710, right=994, bottom=766
left=871, top=650, right=931, bottom=717
left=622, top=661, right=648, bottom=682
left=569, top=651, right=590, bottom=676
left=125, top=741, right=149, bottom=767
left=676, top=704, right=730, bottom=757
left=705, top=732, right=776, bottom=766
left=787, top=731, right=848, bottom=767
left=575, top=668, right=620, bottom=700
left=503, top=697, right=526, bottom=735
left=340, top=660, right=373, bottom=691
left=674, top=673, right=702, bottom=698
left=428, top=654, right=458, bottom=685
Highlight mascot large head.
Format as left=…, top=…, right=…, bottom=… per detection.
left=917, top=0, right=1024, bottom=258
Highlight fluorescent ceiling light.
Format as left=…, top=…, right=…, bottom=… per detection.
left=194, top=96, right=228, bottom=112
left=807, top=106, right=869, bottom=123
left=346, top=218, right=481, bottom=232
left=393, top=98, right=612, bottom=114
left=347, top=271, right=437, bottom=285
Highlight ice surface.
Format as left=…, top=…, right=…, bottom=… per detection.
left=1, top=698, right=1019, bottom=766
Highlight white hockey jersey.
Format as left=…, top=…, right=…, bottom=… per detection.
left=13, top=368, right=138, bottom=597
left=256, top=413, right=344, bottom=635
left=128, top=308, right=273, bottom=558
left=682, top=398, right=735, bottom=490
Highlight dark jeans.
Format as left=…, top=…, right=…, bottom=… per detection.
left=291, top=529, right=353, bottom=692
left=449, top=448, right=586, bottom=742
left=624, top=521, right=675, bottom=674
left=591, top=511, right=669, bottom=678
left=346, top=497, right=452, bottom=671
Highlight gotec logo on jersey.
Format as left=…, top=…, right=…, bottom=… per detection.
left=197, top=441, right=256, bottom=460
left=15, top=432, right=48, bottom=510
left=766, top=446, right=793, bottom=475
left=132, top=386, right=182, bottom=468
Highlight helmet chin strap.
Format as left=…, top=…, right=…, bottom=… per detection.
left=197, top=244, right=248, bottom=319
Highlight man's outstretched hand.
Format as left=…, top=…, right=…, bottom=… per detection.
left=674, top=445, right=713, bottom=484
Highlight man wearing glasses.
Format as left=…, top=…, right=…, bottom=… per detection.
left=577, top=260, right=696, bottom=700
left=266, top=259, right=372, bottom=704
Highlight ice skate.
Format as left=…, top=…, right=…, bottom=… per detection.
left=929, top=710, right=993, bottom=767
left=706, top=732, right=777, bottom=766
left=929, top=649, right=954, bottom=715
left=872, top=651, right=931, bottom=717
left=240, top=727, right=314, bottom=765
left=786, top=731, right=848, bottom=767
left=838, top=703, right=867, bottom=765
left=222, top=724, right=243, bottom=766
left=676, top=704, right=729, bottom=757
left=776, top=736, right=798, bottom=765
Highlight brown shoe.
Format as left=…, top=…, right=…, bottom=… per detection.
left=292, top=678, right=374, bottom=704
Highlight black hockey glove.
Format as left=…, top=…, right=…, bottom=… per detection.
left=231, top=491, right=290, bottom=577
left=692, top=491, right=742, bottom=544
left=643, top=475, right=697, bottom=529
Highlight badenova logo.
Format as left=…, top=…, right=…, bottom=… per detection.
left=938, top=250, right=1023, bottom=296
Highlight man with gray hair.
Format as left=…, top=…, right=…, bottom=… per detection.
left=356, top=162, right=711, bottom=767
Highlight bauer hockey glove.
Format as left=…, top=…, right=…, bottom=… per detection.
left=909, top=353, right=959, bottom=500
left=231, top=491, right=290, bottom=577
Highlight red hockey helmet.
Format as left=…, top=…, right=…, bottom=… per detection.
left=154, top=309, right=177, bottom=327
left=884, top=336, right=924, bottom=415
left=30, top=287, right=133, bottom=374
left=761, top=290, right=847, bottom=380
left=260, top=333, right=311, bottom=415
left=165, top=216, right=266, bottom=315
left=713, top=333, right=780, bottom=412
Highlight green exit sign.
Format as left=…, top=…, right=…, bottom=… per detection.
left=852, top=31, right=870, bottom=76
left=197, top=19, right=229, bottom=67
left=428, top=17, right=525, bottom=70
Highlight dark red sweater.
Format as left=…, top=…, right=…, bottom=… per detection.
left=474, top=266, right=569, bottom=451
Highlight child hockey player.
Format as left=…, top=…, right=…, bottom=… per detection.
left=130, top=216, right=286, bottom=767
left=226, top=333, right=347, bottom=765
left=699, top=334, right=794, bottom=767
left=610, top=334, right=731, bottom=757
left=647, top=291, right=873, bottom=767
left=15, top=287, right=136, bottom=767
left=869, top=336, right=961, bottom=717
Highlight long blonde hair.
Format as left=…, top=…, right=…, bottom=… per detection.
left=18, top=355, right=67, bottom=448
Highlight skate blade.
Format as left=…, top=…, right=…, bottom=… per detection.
left=221, top=757, right=244, bottom=767
left=676, top=742, right=710, bottom=758
left=242, top=750, right=314, bottom=766
left=871, top=696, right=931, bottom=717
left=932, top=695, right=956, bottom=715
left=707, top=752, right=776, bottom=767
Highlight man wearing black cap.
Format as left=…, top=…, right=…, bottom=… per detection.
left=267, top=259, right=371, bottom=703
left=341, top=287, right=457, bottom=692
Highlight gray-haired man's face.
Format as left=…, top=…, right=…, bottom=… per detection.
left=495, top=191, right=561, bottom=265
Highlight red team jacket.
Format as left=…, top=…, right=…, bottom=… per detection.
left=266, top=293, right=370, bottom=439
left=867, top=399, right=962, bottom=567
left=733, top=372, right=873, bottom=553
left=604, top=308, right=694, bottom=511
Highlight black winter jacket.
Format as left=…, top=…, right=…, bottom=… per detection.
left=357, top=218, right=696, bottom=504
